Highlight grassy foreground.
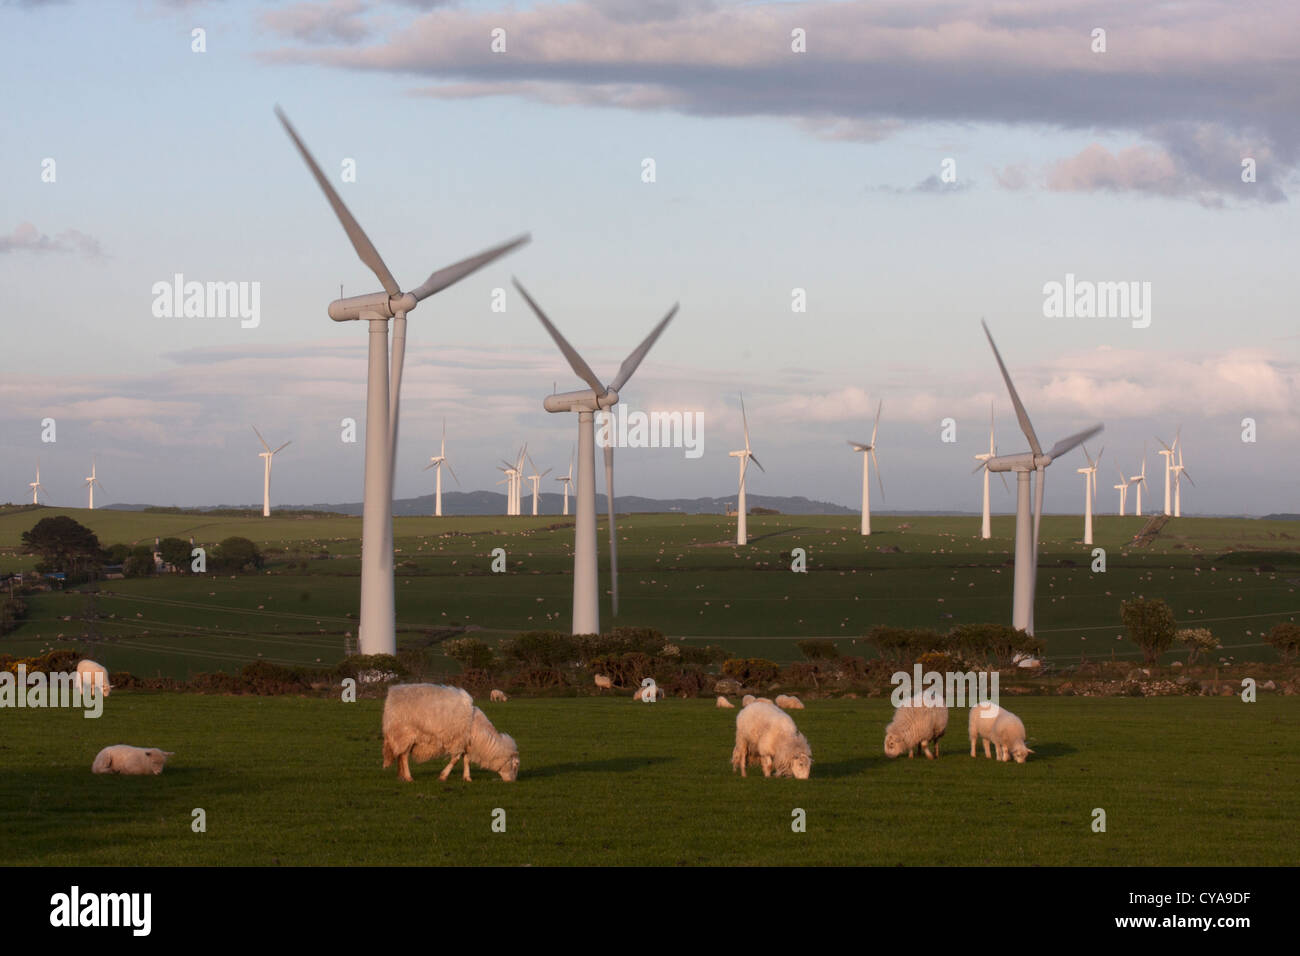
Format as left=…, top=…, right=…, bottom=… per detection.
left=3, top=693, right=1296, bottom=866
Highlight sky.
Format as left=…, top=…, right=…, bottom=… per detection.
left=1, top=0, right=1297, bottom=516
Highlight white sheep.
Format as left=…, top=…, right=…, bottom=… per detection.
left=593, top=674, right=613, bottom=690
left=381, top=684, right=519, bottom=783
left=716, top=696, right=735, bottom=709
left=741, top=695, right=772, bottom=707
left=489, top=689, right=508, bottom=703
left=731, top=700, right=812, bottom=779
left=884, top=692, right=949, bottom=759
left=775, top=694, right=804, bottom=710
left=968, top=702, right=1033, bottom=763
left=92, top=745, right=172, bottom=775
left=632, top=684, right=665, bottom=701
left=74, top=659, right=111, bottom=698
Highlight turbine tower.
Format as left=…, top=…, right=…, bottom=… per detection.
left=556, top=448, right=574, bottom=516
left=730, top=394, right=764, bottom=546
left=85, top=458, right=106, bottom=510
left=277, top=108, right=528, bottom=655
left=847, top=400, right=883, bottom=536
left=423, top=418, right=458, bottom=517
left=253, top=427, right=291, bottom=517
left=1156, top=428, right=1180, bottom=516
left=1076, top=445, right=1101, bottom=545
left=1114, top=466, right=1131, bottom=516
left=976, top=321, right=1102, bottom=636
left=514, top=279, right=677, bottom=635
left=29, top=461, right=45, bottom=504
left=525, top=453, right=552, bottom=516
left=1171, top=442, right=1194, bottom=517
left=971, top=402, right=1008, bottom=540
left=1130, top=445, right=1148, bottom=517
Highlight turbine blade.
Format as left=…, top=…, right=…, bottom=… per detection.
left=513, top=279, right=607, bottom=398
left=871, top=447, right=884, bottom=500
left=411, top=234, right=531, bottom=303
left=871, top=399, right=882, bottom=447
left=252, top=426, right=270, bottom=451
left=604, top=443, right=619, bottom=616
left=847, top=440, right=870, bottom=451
left=998, top=470, right=1010, bottom=494
left=1047, top=424, right=1103, bottom=462
left=423, top=463, right=436, bottom=472
left=1032, top=465, right=1045, bottom=568
left=741, top=394, right=751, bottom=451
left=609, top=303, right=679, bottom=392
left=447, top=461, right=460, bottom=486
left=540, top=468, right=552, bottom=478
left=749, top=452, right=765, bottom=473
left=274, top=441, right=292, bottom=455
left=274, top=107, right=400, bottom=298
left=981, top=320, right=1042, bottom=456
left=1182, top=469, right=1195, bottom=487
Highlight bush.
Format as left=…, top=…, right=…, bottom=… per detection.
left=1266, top=622, right=1300, bottom=664
left=720, top=658, right=780, bottom=685
left=950, top=623, right=1042, bottom=668
left=797, top=639, right=840, bottom=661
left=499, top=631, right=577, bottom=670
left=442, top=637, right=496, bottom=672
left=1121, top=598, right=1178, bottom=666
left=1176, top=627, right=1220, bottom=666
left=240, top=660, right=309, bottom=694
left=588, top=652, right=658, bottom=687
left=334, top=654, right=409, bottom=681
left=866, top=626, right=947, bottom=664
left=215, top=537, right=263, bottom=573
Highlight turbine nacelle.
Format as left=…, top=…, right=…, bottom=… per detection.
left=544, top=387, right=619, bottom=414
left=328, top=291, right=415, bottom=322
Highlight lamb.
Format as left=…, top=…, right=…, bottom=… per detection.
left=968, top=702, right=1033, bottom=763
left=92, top=745, right=172, bottom=775
left=775, top=694, right=804, bottom=710
left=593, top=674, right=613, bottom=690
left=883, top=692, right=949, bottom=759
left=74, top=659, right=112, bottom=698
left=381, top=684, right=519, bottom=783
left=731, top=700, right=812, bottom=779
left=716, top=696, right=735, bottom=709
left=489, top=689, right=508, bottom=703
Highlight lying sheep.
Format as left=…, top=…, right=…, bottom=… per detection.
left=382, top=684, right=519, bottom=783
left=731, top=700, right=812, bottom=779
left=75, top=659, right=111, bottom=697
left=884, top=692, right=949, bottom=759
left=968, top=702, right=1033, bottom=763
left=92, top=745, right=172, bottom=775
left=716, top=696, right=735, bottom=709
left=593, top=674, right=613, bottom=691
left=775, top=694, right=804, bottom=710
left=489, top=689, right=508, bottom=703
left=632, top=684, right=665, bottom=701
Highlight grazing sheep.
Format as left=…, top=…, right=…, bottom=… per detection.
left=593, top=674, right=613, bottom=690
left=883, top=692, right=949, bottom=759
left=968, top=702, right=1033, bottom=763
left=742, top=694, right=756, bottom=707
left=775, top=694, right=804, bottom=710
left=716, top=696, right=735, bottom=709
left=632, top=684, right=665, bottom=701
left=74, top=659, right=111, bottom=698
left=92, top=745, right=172, bottom=775
left=731, top=700, right=812, bottom=779
left=381, top=684, right=519, bottom=783
left=489, top=689, right=508, bottom=703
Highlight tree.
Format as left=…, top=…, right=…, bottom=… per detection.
left=158, top=537, right=192, bottom=572
left=20, top=516, right=102, bottom=577
left=215, top=537, right=262, bottom=572
left=1175, top=627, right=1220, bottom=666
left=123, top=545, right=155, bottom=578
left=442, top=637, right=496, bottom=672
left=102, top=543, right=132, bottom=566
left=797, top=639, right=840, bottom=661
left=1121, top=598, right=1177, bottom=666
left=1266, top=622, right=1300, bottom=664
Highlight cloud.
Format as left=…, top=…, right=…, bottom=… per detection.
left=260, top=0, right=373, bottom=45
left=0, top=222, right=105, bottom=257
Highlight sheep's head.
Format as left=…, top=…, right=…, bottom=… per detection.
left=146, top=750, right=174, bottom=774
left=790, top=753, right=812, bottom=779
left=1011, top=744, right=1033, bottom=764
left=498, top=735, right=520, bottom=782
left=884, top=733, right=907, bottom=758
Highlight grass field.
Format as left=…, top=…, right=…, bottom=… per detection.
left=2, top=508, right=1297, bottom=679
left=3, top=693, right=1296, bottom=866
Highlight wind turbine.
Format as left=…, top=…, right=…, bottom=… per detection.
left=1171, top=442, right=1194, bottom=517
left=556, top=448, right=574, bottom=516
left=525, top=453, right=552, bottom=516
left=1130, top=446, right=1148, bottom=517
left=730, top=394, right=764, bottom=546
left=1114, top=466, right=1131, bottom=516
left=976, top=321, right=1102, bottom=635
left=29, top=461, right=46, bottom=504
left=277, top=108, right=528, bottom=655
left=972, top=402, right=1008, bottom=539
left=513, top=278, right=677, bottom=635
left=1156, top=428, right=1180, bottom=516
left=423, top=418, right=458, bottom=517
left=1076, top=445, right=1101, bottom=545
left=253, top=427, right=291, bottom=517
left=84, top=458, right=106, bottom=510
left=846, top=400, right=883, bottom=536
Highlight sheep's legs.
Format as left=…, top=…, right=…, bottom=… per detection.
left=921, top=741, right=935, bottom=760
left=983, top=738, right=993, bottom=759
left=970, top=736, right=977, bottom=758
left=397, top=750, right=413, bottom=783
left=760, top=755, right=773, bottom=777
left=439, top=753, right=462, bottom=781
left=462, top=754, right=472, bottom=782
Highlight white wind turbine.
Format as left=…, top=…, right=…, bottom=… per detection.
left=1171, top=442, right=1194, bottom=517
left=84, top=458, right=106, bottom=510
left=1114, top=466, right=1131, bottom=516
left=556, top=448, right=574, bottom=516
left=423, top=418, right=458, bottom=517
left=976, top=321, right=1102, bottom=636
left=497, top=447, right=525, bottom=516
left=513, top=279, right=677, bottom=635
left=1156, top=427, right=1180, bottom=516
left=972, top=402, right=1008, bottom=539
left=253, top=427, right=291, bottom=517
left=29, top=461, right=46, bottom=504
left=847, top=400, right=883, bottom=536
left=525, top=453, right=552, bottom=516
left=1130, top=445, right=1148, bottom=517
left=1076, top=445, right=1101, bottom=545
left=277, top=108, right=528, bottom=655
left=730, top=394, right=765, bottom=546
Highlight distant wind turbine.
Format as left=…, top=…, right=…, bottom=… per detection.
left=556, top=448, right=574, bottom=516
left=1171, top=441, right=1194, bottom=517
left=972, top=402, right=1009, bottom=539
left=85, top=458, right=106, bottom=510
left=1076, top=445, right=1101, bottom=545
left=424, top=418, right=458, bottom=517
left=29, top=461, right=46, bottom=505
left=525, top=452, right=552, bottom=516
left=847, top=400, right=884, bottom=536
left=1156, top=428, right=1180, bottom=516
left=730, top=394, right=764, bottom=546
left=1130, top=445, right=1148, bottom=517
left=253, top=427, right=291, bottom=517
left=1114, top=466, right=1131, bottom=516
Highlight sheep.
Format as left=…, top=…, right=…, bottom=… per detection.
left=716, top=696, right=735, bottom=709
left=489, top=689, right=508, bottom=703
left=968, top=702, right=1033, bottom=763
left=775, top=694, right=804, bottom=710
left=381, top=684, right=519, bottom=783
left=741, top=695, right=772, bottom=707
left=731, top=700, right=812, bottom=779
left=92, top=745, right=172, bottom=775
left=74, top=659, right=111, bottom=698
left=883, top=692, right=949, bottom=759
left=593, top=674, right=613, bottom=690
left=632, top=684, right=665, bottom=701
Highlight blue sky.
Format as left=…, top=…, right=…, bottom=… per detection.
left=2, top=0, right=1297, bottom=515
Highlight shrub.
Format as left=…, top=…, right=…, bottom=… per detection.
left=499, top=631, right=577, bottom=669
left=866, top=626, right=947, bottom=664
left=215, top=537, right=263, bottom=572
left=797, top=639, right=840, bottom=661
left=720, top=658, right=780, bottom=685
left=950, top=623, right=1041, bottom=668
left=442, top=637, right=496, bottom=672
left=1121, top=598, right=1178, bottom=666
left=1176, top=627, right=1220, bottom=666
left=240, top=660, right=309, bottom=694
left=1266, top=622, right=1300, bottom=664
left=588, top=652, right=658, bottom=687
left=334, top=654, right=409, bottom=681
